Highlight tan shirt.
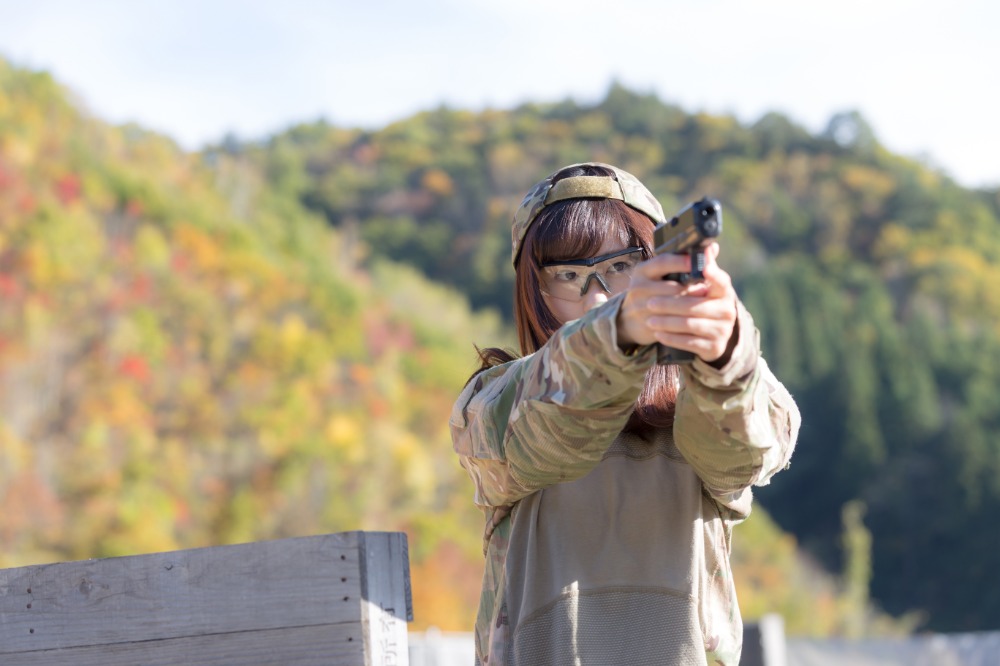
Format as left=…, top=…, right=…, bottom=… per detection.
left=451, top=293, right=800, bottom=665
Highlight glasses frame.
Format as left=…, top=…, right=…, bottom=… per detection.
left=539, top=246, right=644, bottom=269
left=539, top=246, right=645, bottom=299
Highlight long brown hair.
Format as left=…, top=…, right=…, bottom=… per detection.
left=476, top=164, right=677, bottom=431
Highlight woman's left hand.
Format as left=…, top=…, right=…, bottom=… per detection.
left=617, top=242, right=738, bottom=364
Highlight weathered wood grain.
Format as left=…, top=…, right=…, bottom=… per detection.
left=1, top=623, right=366, bottom=666
left=359, top=531, right=412, bottom=666
left=0, top=531, right=412, bottom=665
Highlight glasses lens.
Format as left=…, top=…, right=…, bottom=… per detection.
left=541, top=250, right=643, bottom=301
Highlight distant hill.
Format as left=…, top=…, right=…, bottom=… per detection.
left=2, top=56, right=998, bottom=633
left=236, top=82, right=1000, bottom=632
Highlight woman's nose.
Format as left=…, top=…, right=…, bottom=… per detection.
left=582, top=277, right=610, bottom=311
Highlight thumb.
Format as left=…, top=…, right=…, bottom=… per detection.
left=703, top=241, right=720, bottom=264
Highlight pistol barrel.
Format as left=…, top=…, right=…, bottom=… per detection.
left=652, top=197, right=722, bottom=255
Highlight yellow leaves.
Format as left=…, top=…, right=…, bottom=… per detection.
left=487, top=196, right=513, bottom=221
left=838, top=164, right=896, bottom=219
left=421, top=168, right=454, bottom=197
left=392, top=431, right=436, bottom=504
left=622, top=135, right=665, bottom=171
left=249, top=312, right=328, bottom=375
left=543, top=119, right=573, bottom=140
left=575, top=112, right=612, bottom=141
left=224, top=250, right=281, bottom=292
left=840, top=164, right=896, bottom=199
left=279, top=312, right=308, bottom=350
left=79, top=169, right=117, bottom=211
left=19, top=207, right=105, bottom=288
left=80, top=383, right=153, bottom=430
left=897, top=212, right=992, bottom=304
left=23, top=296, right=53, bottom=342
left=920, top=246, right=996, bottom=314
left=873, top=223, right=912, bottom=261
left=0, top=423, right=32, bottom=478
left=108, top=308, right=163, bottom=366
left=173, top=222, right=222, bottom=272
left=22, top=239, right=54, bottom=286
left=696, top=113, right=738, bottom=152
left=257, top=430, right=292, bottom=459
left=106, top=383, right=153, bottom=427
left=134, top=224, right=171, bottom=270
left=873, top=206, right=1000, bottom=321
left=106, top=484, right=180, bottom=557
left=1, top=135, right=34, bottom=167
left=325, top=414, right=365, bottom=465
left=252, top=379, right=322, bottom=458
left=325, top=413, right=360, bottom=443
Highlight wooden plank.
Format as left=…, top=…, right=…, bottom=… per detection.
left=0, top=531, right=410, bottom=664
left=0, top=532, right=361, bottom=652
left=0, top=623, right=366, bottom=666
left=359, top=532, right=413, bottom=666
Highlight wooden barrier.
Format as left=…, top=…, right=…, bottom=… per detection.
left=0, top=531, right=412, bottom=665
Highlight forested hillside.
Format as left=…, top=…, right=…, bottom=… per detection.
left=1, top=59, right=997, bottom=634
left=235, top=84, right=1000, bottom=632
left=0, top=59, right=510, bottom=628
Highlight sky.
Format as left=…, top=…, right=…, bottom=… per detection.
left=1, top=0, right=997, bottom=188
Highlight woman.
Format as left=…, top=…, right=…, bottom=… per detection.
left=451, top=162, right=800, bottom=665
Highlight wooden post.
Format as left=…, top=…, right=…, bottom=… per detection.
left=0, top=531, right=412, bottom=665
left=741, top=614, right=787, bottom=666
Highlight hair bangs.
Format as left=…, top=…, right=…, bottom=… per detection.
left=530, top=199, right=642, bottom=265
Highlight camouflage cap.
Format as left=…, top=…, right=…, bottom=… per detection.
left=511, top=162, right=665, bottom=265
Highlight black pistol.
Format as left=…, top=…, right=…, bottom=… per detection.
left=652, top=197, right=723, bottom=364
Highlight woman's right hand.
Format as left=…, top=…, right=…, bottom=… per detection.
left=617, top=242, right=738, bottom=364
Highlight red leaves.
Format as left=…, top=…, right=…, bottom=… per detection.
left=17, top=192, right=35, bottom=214
left=118, top=354, right=150, bottom=383
left=363, top=311, right=415, bottom=356
left=0, top=273, right=20, bottom=298
left=55, top=173, right=81, bottom=205
left=124, top=199, right=144, bottom=218
left=170, top=252, right=190, bottom=273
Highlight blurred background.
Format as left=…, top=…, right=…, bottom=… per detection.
left=1, top=0, right=998, bottom=652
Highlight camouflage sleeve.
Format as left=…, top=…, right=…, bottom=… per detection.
left=674, top=300, right=801, bottom=515
left=450, top=293, right=655, bottom=508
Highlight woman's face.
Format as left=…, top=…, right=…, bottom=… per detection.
left=540, top=237, right=634, bottom=325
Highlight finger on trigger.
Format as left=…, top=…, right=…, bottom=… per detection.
left=637, top=252, right=690, bottom=279
left=703, top=241, right=720, bottom=263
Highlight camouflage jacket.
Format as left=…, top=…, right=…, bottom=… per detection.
left=450, top=293, right=800, bottom=665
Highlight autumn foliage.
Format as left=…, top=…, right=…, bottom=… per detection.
left=2, top=59, right=999, bottom=635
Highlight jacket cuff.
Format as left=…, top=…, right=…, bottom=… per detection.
left=586, top=292, right=659, bottom=369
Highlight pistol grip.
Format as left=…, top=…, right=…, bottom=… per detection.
left=663, top=249, right=708, bottom=285
left=658, top=248, right=708, bottom=364
left=691, top=249, right=707, bottom=280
